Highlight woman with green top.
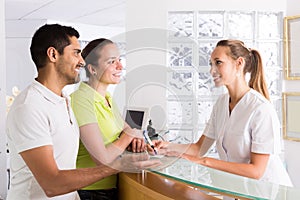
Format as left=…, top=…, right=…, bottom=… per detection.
left=71, top=38, right=146, bottom=200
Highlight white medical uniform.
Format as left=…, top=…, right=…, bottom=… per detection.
left=204, top=89, right=293, bottom=187
left=6, top=80, right=80, bottom=200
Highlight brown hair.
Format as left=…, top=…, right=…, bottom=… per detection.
left=81, top=38, right=113, bottom=78
left=216, top=39, right=270, bottom=100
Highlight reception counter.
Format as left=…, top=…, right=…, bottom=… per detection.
left=118, top=157, right=299, bottom=200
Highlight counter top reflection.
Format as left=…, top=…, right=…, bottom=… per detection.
left=150, top=157, right=298, bottom=200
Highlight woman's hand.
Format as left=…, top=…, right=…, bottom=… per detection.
left=180, top=153, right=208, bottom=166
left=152, top=140, right=169, bottom=149
left=122, top=128, right=146, bottom=153
left=147, top=140, right=179, bottom=156
left=128, top=138, right=146, bottom=153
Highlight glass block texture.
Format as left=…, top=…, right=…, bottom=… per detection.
left=198, top=42, right=216, bottom=66
left=168, top=43, right=193, bottom=67
left=168, top=11, right=194, bottom=38
left=258, top=42, right=280, bottom=67
left=167, top=100, right=193, bottom=126
left=197, top=12, right=224, bottom=38
left=167, top=71, right=193, bottom=96
left=163, top=129, right=193, bottom=144
left=166, top=11, right=283, bottom=144
left=227, top=12, right=254, bottom=39
left=257, top=12, right=282, bottom=39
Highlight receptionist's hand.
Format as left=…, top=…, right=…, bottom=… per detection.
left=152, top=140, right=169, bottom=149
left=180, top=153, right=209, bottom=166
left=147, top=140, right=170, bottom=155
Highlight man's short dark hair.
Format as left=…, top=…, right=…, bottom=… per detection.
left=30, top=24, right=80, bottom=69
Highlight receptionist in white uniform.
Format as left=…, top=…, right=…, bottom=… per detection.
left=154, top=39, right=293, bottom=187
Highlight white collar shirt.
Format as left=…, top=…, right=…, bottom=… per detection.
left=204, top=89, right=292, bottom=186
left=6, top=80, right=80, bottom=200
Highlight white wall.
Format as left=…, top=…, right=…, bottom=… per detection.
left=126, top=1, right=168, bottom=130
left=0, top=0, right=7, bottom=198
left=284, top=0, right=300, bottom=188
left=5, top=20, right=46, bottom=94
left=126, top=0, right=300, bottom=188
left=5, top=19, right=125, bottom=95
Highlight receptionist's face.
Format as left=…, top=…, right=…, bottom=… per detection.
left=209, top=46, right=238, bottom=87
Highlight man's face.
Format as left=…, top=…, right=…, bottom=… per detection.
left=55, top=36, right=85, bottom=85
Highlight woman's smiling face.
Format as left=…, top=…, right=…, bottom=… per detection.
left=209, top=46, right=239, bottom=88
left=96, top=43, right=123, bottom=85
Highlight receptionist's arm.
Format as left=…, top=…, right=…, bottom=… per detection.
left=182, top=152, right=269, bottom=180
left=152, top=135, right=215, bottom=157
left=154, top=134, right=269, bottom=180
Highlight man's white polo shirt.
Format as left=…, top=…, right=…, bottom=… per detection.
left=6, top=80, right=80, bottom=200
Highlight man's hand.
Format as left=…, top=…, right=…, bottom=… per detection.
left=110, top=152, right=162, bottom=173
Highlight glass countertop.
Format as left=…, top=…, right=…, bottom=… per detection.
left=149, top=157, right=299, bottom=200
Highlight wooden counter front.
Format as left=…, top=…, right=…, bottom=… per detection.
left=118, top=172, right=220, bottom=200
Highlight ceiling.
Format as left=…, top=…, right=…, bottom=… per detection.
left=5, top=0, right=125, bottom=28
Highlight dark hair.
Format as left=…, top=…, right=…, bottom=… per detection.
left=216, top=39, right=270, bottom=100
left=81, top=38, right=113, bottom=78
left=30, top=24, right=80, bottom=69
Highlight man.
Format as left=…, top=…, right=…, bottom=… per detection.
left=6, top=24, right=160, bottom=200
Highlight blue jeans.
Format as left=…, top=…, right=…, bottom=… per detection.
left=78, top=189, right=118, bottom=200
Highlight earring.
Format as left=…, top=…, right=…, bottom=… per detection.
left=93, top=72, right=97, bottom=76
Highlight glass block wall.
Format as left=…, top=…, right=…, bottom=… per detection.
left=166, top=11, right=283, bottom=145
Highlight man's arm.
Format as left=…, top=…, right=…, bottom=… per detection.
left=20, top=145, right=118, bottom=197
left=20, top=144, right=161, bottom=197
